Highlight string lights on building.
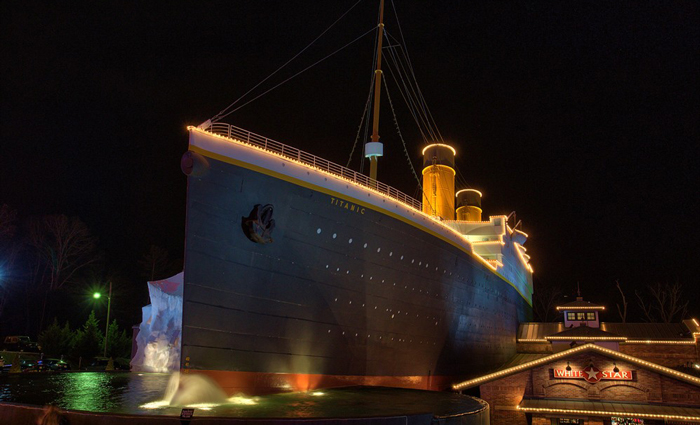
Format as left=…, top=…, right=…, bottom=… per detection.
left=515, top=406, right=700, bottom=422
left=452, top=343, right=700, bottom=390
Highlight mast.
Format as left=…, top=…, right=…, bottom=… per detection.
left=365, top=0, right=385, bottom=182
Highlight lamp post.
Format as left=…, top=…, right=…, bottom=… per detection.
left=93, top=281, right=112, bottom=358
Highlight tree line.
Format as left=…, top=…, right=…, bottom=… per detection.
left=0, top=204, right=181, bottom=347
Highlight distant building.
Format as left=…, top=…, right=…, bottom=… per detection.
left=453, top=296, right=700, bottom=424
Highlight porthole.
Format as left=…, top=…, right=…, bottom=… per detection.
left=332, top=233, right=337, bottom=239
left=316, top=228, right=322, bottom=234
left=377, top=248, right=381, bottom=253
left=364, top=243, right=368, bottom=248
left=348, top=238, right=353, bottom=243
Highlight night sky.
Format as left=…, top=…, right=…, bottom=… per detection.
left=2, top=1, right=699, bottom=325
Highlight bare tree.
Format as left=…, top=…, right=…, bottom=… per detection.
left=138, top=245, right=172, bottom=281
left=635, top=282, right=689, bottom=323
left=28, top=215, right=98, bottom=330
left=635, top=289, right=656, bottom=322
left=615, top=280, right=628, bottom=323
left=532, top=279, right=563, bottom=322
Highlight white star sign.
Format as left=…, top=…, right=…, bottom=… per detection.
left=582, top=365, right=602, bottom=383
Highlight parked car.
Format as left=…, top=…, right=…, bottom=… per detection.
left=1, top=359, right=36, bottom=373
left=25, top=358, right=71, bottom=372
left=2, top=336, right=40, bottom=352
left=82, top=357, right=129, bottom=371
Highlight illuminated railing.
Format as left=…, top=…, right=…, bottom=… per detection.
left=207, top=122, right=423, bottom=211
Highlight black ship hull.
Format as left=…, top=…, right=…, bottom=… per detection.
left=181, top=130, right=532, bottom=394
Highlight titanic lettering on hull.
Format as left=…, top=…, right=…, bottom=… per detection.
left=330, top=197, right=365, bottom=214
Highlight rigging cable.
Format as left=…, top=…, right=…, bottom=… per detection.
left=389, top=0, right=445, bottom=143
left=384, top=31, right=440, bottom=142
left=346, top=79, right=375, bottom=168
left=210, top=0, right=365, bottom=123
left=359, top=6, right=382, bottom=173
left=382, top=74, right=434, bottom=215
left=382, top=45, right=430, bottom=143
left=383, top=41, right=435, bottom=142
left=216, top=26, right=377, bottom=119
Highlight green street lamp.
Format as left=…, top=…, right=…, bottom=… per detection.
left=93, top=282, right=113, bottom=358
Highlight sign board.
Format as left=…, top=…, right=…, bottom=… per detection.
left=180, top=408, right=195, bottom=419
left=552, top=365, right=633, bottom=383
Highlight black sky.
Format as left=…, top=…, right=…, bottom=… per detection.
left=2, top=1, right=699, bottom=322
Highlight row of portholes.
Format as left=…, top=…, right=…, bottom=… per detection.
left=324, top=264, right=444, bottom=298
left=331, top=296, right=440, bottom=324
left=316, top=228, right=506, bottom=296
left=317, top=227, right=456, bottom=275
left=325, top=328, right=438, bottom=345
left=321, top=260, right=495, bottom=305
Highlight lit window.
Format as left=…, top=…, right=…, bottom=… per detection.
left=567, top=312, right=576, bottom=321
left=576, top=312, right=585, bottom=320
left=586, top=312, right=596, bottom=320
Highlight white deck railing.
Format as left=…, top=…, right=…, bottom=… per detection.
left=208, top=122, right=423, bottom=211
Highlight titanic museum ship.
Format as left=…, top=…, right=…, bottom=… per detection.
left=177, top=1, right=534, bottom=395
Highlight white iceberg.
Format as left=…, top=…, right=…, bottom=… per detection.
left=131, top=272, right=183, bottom=373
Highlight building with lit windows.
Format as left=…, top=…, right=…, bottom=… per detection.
left=452, top=297, right=700, bottom=424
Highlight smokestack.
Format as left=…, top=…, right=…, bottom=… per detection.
left=456, top=189, right=482, bottom=221
left=421, top=144, right=456, bottom=220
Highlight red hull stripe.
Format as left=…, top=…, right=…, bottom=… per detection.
left=187, top=369, right=456, bottom=395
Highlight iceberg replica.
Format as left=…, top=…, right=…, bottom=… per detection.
left=131, top=272, right=183, bottom=372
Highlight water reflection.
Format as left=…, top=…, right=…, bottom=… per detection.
left=0, top=373, right=482, bottom=418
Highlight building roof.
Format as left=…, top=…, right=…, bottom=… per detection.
left=518, top=321, right=698, bottom=342
left=452, top=343, right=700, bottom=390
left=602, top=322, right=694, bottom=341
left=498, top=353, right=550, bottom=369
left=518, top=398, right=700, bottom=423
left=546, top=325, right=626, bottom=341
left=518, top=322, right=564, bottom=341
left=556, top=297, right=606, bottom=311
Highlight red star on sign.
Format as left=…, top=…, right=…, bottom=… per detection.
left=582, top=365, right=602, bottom=383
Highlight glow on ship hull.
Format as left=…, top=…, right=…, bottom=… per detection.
left=180, top=127, right=533, bottom=395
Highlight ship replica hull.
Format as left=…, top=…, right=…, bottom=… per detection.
left=181, top=126, right=533, bottom=395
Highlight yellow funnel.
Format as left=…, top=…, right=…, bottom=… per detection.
left=422, top=144, right=456, bottom=220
